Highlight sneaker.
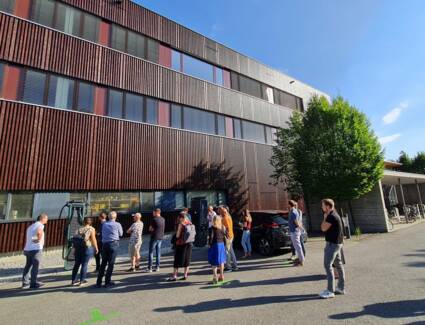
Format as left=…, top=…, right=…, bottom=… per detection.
left=145, top=268, right=153, bottom=273
left=21, top=284, right=30, bottom=289
left=218, top=277, right=224, bottom=282
left=30, top=282, right=45, bottom=289
left=153, top=267, right=160, bottom=272
left=224, top=268, right=233, bottom=273
left=71, top=281, right=81, bottom=287
left=319, top=290, right=335, bottom=299
left=104, top=281, right=116, bottom=288
left=80, top=280, right=88, bottom=287
left=126, top=267, right=135, bottom=272
left=335, top=288, right=346, bottom=295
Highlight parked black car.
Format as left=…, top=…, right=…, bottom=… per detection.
left=234, top=210, right=308, bottom=256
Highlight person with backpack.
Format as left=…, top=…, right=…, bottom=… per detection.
left=167, top=212, right=195, bottom=281
left=71, top=217, right=98, bottom=286
left=208, top=215, right=227, bottom=284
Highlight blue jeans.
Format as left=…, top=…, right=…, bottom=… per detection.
left=22, top=250, right=42, bottom=286
left=241, top=230, right=252, bottom=254
left=148, top=239, right=162, bottom=269
left=72, top=246, right=94, bottom=283
left=96, top=241, right=119, bottom=285
left=290, top=230, right=305, bottom=263
left=324, top=242, right=345, bottom=292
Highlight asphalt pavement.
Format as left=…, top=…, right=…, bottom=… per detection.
left=0, top=222, right=424, bottom=325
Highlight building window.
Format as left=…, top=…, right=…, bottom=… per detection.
left=32, top=193, right=70, bottom=219
left=0, top=0, right=15, bottom=14
left=0, top=193, right=7, bottom=220
left=90, top=192, right=140, bottom=216
left=171, top=104, right=182, bottom=129
left=155, top=191, right=184, bottom=211
left=125, top=93, right=144, bottom=122
left=47, top=75, right=74, bottom=110
left=274, top=89, right=299, bottom=110
left=171, top=50, right=182, bottom=71
left=110, top=24, right=127, bottom=52
left=22, top=70, right=46, bottom=105
left=242, top=120, right=266, bottom=143
left=146, top=39, right=159, bottom=63
left=127, top=30, right=146, bottom=59
left=186, top=191, right=224, bottom=207
left=31, top=0, right=55, bottom=27
left=262, top=85, right=274, bottom=104
left=215, top=67, right=224, bottom=86
left=183, top=106, right=216, bottom=135
left=77, top=82, right=94, bottom=113
left=225, top=117, right=234, bottom=138
left=233, top=118, right=242, bottom=139
left=141, top=192, right=154, bottom=211
left=107, top=89, right=123, bottom=118
left=216, top=115, right=225, bottom=136
left=146, top=98, right=158, bottom=124
left=182, top=54, right=214, bottom=83
left=55, top=3, right=81, bottom=36
left=9, top=193, right=34, bottom=220
left=81, top=14, right=100, bottom=42
left=239, top=75, right=262, bottom=99
left=265, top=126, right=274, bottom=144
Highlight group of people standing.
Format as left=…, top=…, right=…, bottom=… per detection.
left=21, top=198, right=346, bottom=299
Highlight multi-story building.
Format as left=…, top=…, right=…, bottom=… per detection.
left=0, top=0, right=328, bottom=253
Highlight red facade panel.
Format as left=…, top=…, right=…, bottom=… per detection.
left=98, top=21, right=111, bottom=46
left=14, top=0, right=31, bottom=19
left=159, top=44, right=172, bottom=68
left=94, top=86, right=107, bottom=116
left=1, top=65, right=20, bottom=100
left=158, top=101, right=170, bottom=127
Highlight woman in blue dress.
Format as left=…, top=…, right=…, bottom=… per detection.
left=208, top=215, right=227, bottom=284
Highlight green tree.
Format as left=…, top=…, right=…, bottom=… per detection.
left=271, top=95, right=384, bottom=203
left=398, top=151, right=425, bottom=174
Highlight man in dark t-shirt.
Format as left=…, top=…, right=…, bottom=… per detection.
left=319, top=198, right=346, bottom=299
left=147, top=208, right=165, bottom=272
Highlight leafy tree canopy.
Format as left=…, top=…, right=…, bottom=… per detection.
left=397, top=151, right=425, bottom=174
left=271, top=95, right=384, bottom=202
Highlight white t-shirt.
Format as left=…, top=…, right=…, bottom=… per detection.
left=24, top=222, right=45, bottom=251
left=207, top=211, right=217, bottom=228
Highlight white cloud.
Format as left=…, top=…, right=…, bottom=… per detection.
left=378, top=133, right=402, bottom=145
left=382, top=101, right=408, bottom=125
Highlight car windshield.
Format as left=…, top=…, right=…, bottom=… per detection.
left=272, top=215, right=288, bottom=225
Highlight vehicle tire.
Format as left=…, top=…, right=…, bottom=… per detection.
left=258, top=237, right=274, bottom=256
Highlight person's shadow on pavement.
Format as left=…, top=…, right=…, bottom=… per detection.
left=329, top=299, right=425, bottom=321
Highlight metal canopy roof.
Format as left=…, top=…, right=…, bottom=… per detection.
left=382, top=170, right=425, bottom=186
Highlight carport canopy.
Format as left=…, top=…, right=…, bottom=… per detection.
left=382, top=170, right=425, bottom=185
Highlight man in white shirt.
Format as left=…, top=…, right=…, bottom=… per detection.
left=22, top=213, right=48, bottom=289
left=207, top=206, right=217, bottom=229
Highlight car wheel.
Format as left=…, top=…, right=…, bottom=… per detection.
left=258, top=238, right=274, bottom=256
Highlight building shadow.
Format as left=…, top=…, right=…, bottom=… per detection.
left=329, top=299, right=425, bottom=320
left=173, top=160, right=248, bottom=217
left=154, top=294, right=319, bottom=314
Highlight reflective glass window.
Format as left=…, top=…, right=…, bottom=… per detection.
left=171, top=104, right=182, bottom=129
left=182, top=54, right=214, bottom=83
left=216, top=115, right=225, bottom=136
left=242, top=120, right=266, bottom=143
left=239, top=75, right=262, bottom=98
left=31, top=0, right=55, bottom=27
left=110, top=24, right=126, bottom=52
left=183, top=106, right=216, bottom=134
left=171, top=50, right=181, bottom=71
left=215, top=67, right=224, bottom=86
left=81, top=14, right=100, bottom=42
left=22, top=70, right=46, bottom=105
left=0, top=0, right=15, bottom=13
left=146, top=39, right=159, bottom=63
left=141, top=192, right=154, bottom=211
left=9, top=194, right=34, bottom=220
left=55, top=3, right=81, bottom=36
left=107, top=89, right=123, bottom=118
left=0, top=193, right=7, bottom=220
left=127, top=30, right=146, bottom=59
left=125, top=93, right=144, bottom=122
left=77, top=82, right=94, bottom=113
left=146, top=98, right=158, bottom=124
left=48, top=75, right=74, bottom=110
left=233, top=118, right=242, bottom=139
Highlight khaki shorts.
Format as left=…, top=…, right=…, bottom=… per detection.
left=128, top=243, right=142, bottom=258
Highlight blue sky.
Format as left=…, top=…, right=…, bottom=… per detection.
left=136, top=0, right=424, bottom=160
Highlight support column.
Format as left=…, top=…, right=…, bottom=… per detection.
left=399, top=178, right=407, bottom=223
left=416, top=180, right=424, bottom=218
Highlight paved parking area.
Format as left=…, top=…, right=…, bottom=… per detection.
left=1, top=223, right=425, bottom=325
